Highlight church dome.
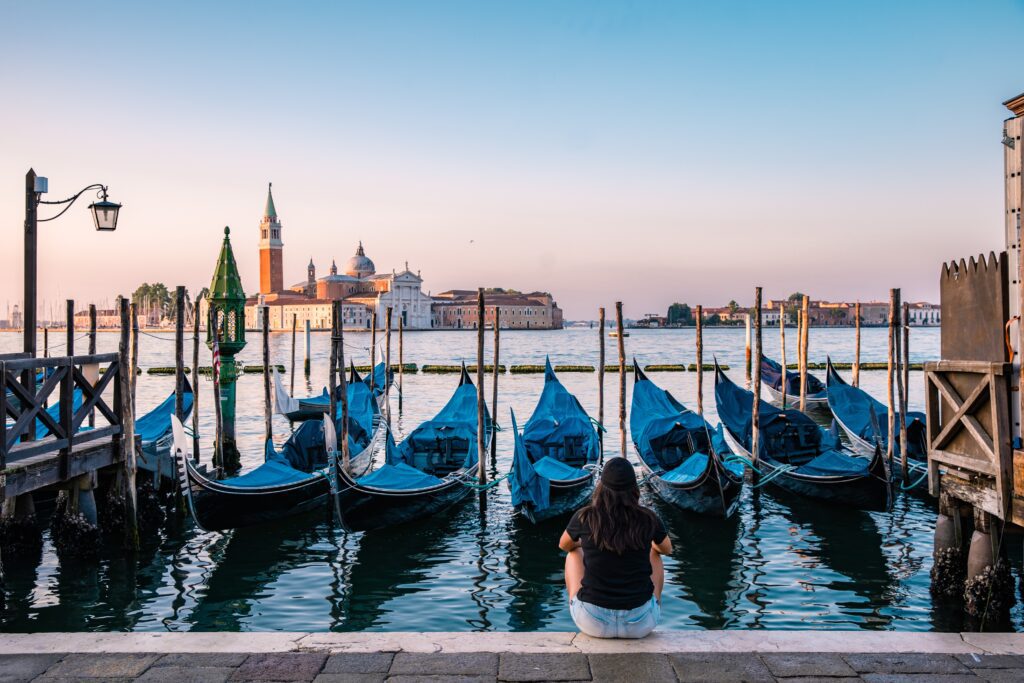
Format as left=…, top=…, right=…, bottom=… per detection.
left=344, top=241, right=376, bottom=278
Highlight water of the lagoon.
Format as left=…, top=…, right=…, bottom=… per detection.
left=1, top=326, right=1021, bottom=632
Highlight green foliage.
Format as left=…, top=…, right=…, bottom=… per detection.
left=667, top=303, right=692, bottom=325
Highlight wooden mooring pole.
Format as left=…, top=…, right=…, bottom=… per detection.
left=695, top=305, right=704, bottom=415
left=799, top=294, right=809, bottom=412
left=779, top=303, right=787, bottom=410
left=43, top=327, right=49, bottom=358
left=88, top=304, right=97, bottom=428
left=490, top=307, right=500, bottom=467
left=290, top=314, right=297, bottom=397
left=398, top=316, right=404, bottom=412
left=192, top=298, right=200, bottom=463
left=853, top=301, right=862, bottom=388
left=895, top=292, right=907, bottom=481
left=370, top=309, right=378, bottom=394
left=615, top=301, right=626, bottom=457
left=750, top=288, right=762, bottom=484
left=65, top=300, right=74, bottom=358
left=476, top=289, right=487, bottom=485
left=175, top=287, right=186, bottom=422
left=130, top=303, right=139, bottom=418
left=598, top=307, right=605, bottom=461
left=335, top=301, right=351, bottom=472
left=117, top=296, right=138, bottom=549
left=262, top=306, right=272, bottom=444
left=384, top=306, right=392, bottom=426
left=329, top=302, right=339, bottom=461
left=745, top=313, right=752, bottom=384
left=886, top=289, right=896, bottom=470
left=303, top=319, right=311, bottom=376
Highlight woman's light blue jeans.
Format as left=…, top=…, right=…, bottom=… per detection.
left=569, top=595, right=660, bottom=638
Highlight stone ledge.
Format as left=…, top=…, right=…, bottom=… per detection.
left=0, top=632, right=1020, bottom=655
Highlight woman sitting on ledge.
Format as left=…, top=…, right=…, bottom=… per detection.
left=559, top=457, right=672, bottom=639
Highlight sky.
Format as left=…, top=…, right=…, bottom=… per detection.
left=1, top=1, right=1022, bottom=320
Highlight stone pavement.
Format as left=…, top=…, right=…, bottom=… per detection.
left=2, top=650, right=1024, bottom=682
left=1, top=632, right=1023, bottom=683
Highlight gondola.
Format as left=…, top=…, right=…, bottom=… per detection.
left=714, top=362, right=891, bottom=511
left=631, top=364, right=744, bottom=517
left=331, top=364, right=488, bottom=531
left=274, top=363, right=391, bottom=422
left=173, top=377, right=383, bottom=531
left=509, top=358, right=599, bottom=523
left=137, top=379, right=194, bottom=455
left=760, top=356, right=828, bottom=410
left=825, top=358, right=928, bottom=489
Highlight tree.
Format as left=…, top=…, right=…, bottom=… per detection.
left=667, top=302, right=692, bottom=326
left=787, top=292, right=806, bottom=303
left=727, top=300, right=739, bottom=314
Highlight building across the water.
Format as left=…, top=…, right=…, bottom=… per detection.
left=239, top=184, right=564, bottom=331
left=244, top=184, right=435, bottom=330
left=431, top=290, right=564, bottom=329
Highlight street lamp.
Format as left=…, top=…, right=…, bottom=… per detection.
left=23, top=168, right=121, bottom=357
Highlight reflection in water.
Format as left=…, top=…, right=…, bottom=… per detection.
left=1, top=328, right=1022, bottom=631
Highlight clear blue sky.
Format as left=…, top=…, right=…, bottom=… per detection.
left=1, top=1, right=1021, bottom=319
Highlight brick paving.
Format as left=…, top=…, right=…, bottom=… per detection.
left=1, top=651, right=1022, bottom=682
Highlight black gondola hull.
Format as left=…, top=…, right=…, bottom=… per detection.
left=636, top=452, right=743, bottom=518
left=185, top=466, right=330, bottom=532
left=517, top=475, right=594, bottom=524
left=335, top=465, right=479, bottom=531
left=721, top=426, right=890, bottom=511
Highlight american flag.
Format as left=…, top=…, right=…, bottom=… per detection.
left=212, top=333, right=221, bottom=384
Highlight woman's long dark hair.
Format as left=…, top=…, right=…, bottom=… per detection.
left=578, top=481, right=658, bottom=554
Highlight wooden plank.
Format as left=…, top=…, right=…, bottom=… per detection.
left=0, top=436, right=128, bottom=499
left=929, top=449, right=998, bottom=476
left=927, top=360, right=1011, bottom=375
left=942, top=476, right=1003, bottom=519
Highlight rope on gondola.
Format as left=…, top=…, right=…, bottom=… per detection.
left=900, top=469, right=929, bottom=491
left=721, top=453, right=796, bottom=487
left=457, top=471, right=511, bottom=491
left=589, top=417, right=607, bottom=433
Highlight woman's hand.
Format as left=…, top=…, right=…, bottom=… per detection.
left=559, top=530, right=580, bottom=553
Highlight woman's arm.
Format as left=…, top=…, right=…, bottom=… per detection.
left=559, top=530, right=580, bottom=553
left=652, top=535, right=672, bottom=555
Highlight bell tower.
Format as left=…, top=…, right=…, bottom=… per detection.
left=259, top=183, right=284, bottom=294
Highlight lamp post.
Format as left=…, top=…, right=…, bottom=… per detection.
left=23, top=168, right=121, bottom=358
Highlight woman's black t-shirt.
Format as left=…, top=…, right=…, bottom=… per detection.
left=565, top=508, right=667, bottom=610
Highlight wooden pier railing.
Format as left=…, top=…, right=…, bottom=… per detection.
left=925, top=360, right=1022, bottom=525
left=1, top=352, right=124, bottom=483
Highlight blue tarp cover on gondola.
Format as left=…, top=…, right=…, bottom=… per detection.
left=794, top=449, right=871, bottom=477
left=136, top=385, right=194, bottom=444
left=716, top=367, right=855, bottom=469
left=357, top=462, right=444, bottom=490
left=388, top=373, right=487, bottom=470
left=509, top=410, right=550, bottom=510
left=225, top=458, right=320, bottom=488
left=827, top=364, right=925, bottom=457
left=631, top=371, right=742, bottom=479
left=521, top=360, right=600, bottom=469
left=364, top=362, right=392, bottom=397
left=762, top=356, right=825, bottom=397
left=509, top=360, right=598, bottom=512
left=228, top=375, right=379, bottom=488
left=30, top=390, right=83, bottom=440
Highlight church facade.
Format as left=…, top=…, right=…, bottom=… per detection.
left=244, top=185, right=435, bottom=330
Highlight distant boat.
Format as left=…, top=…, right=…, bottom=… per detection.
left=609, top=331, right=629, bottom=338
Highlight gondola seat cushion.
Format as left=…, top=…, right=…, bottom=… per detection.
left=793, top=450, right=870, bottom=478
left=356, top=462, right=444, bottom=490
left=531, top=456, right=587, bottom=482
